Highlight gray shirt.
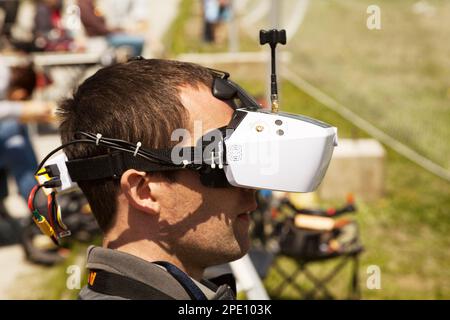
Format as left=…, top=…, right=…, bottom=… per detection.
left=78, top=246, right=235, bottom=300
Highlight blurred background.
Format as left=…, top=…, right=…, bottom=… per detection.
left=0, top=0, right=448, bottom=299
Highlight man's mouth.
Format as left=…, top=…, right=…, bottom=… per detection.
left=237, top=200, right=257, bottom=221
left=237, top=211, right=251, bottom=221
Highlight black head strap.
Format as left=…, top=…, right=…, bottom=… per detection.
left=66, top=150, right=195, bottom=182
left=208, top=68, right=260, bottom=111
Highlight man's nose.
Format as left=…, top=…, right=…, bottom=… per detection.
left=241, top=188, right=257, bottom=203
left=242, top=188, right=256, bottom=195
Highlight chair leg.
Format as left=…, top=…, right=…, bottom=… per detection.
left=302, top=256, right=352, bottom=299
left=302, top=266, right=335, bottom=299
left=272, top=259, right=307, bottom=298
left=271, top=254, right=361, bottom=300
left=349, top=255, right=361, bottom=300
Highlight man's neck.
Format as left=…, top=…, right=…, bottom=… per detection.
left=103, top=237, right=205, bottom=281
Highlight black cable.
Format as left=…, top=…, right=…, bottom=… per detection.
left=36, top=135, right=182, bottom=178
left=35, top=139, right=93, bottom=174
left=75, top=132, right=175, bottom=165
left=37, top=130, right=216, bottom=184
left=50, top=192, right=59, bottom=231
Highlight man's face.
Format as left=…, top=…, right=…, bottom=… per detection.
left=154, top=84, right=257, bottom=268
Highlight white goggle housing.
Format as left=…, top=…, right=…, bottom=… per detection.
left=223, top=109, right=338, bottom=192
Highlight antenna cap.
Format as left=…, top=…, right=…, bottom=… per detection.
left=259, top=29, right=287, bottom=46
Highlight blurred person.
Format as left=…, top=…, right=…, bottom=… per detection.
left=100, top=0, right=149, bottom=33
left=1, top=1, right=36, bottom=52
left=99, top=0, right=152, bottom=55
left=0, top=0, right=29, bottom=52
left=202, top=0, right=230, bottom=44
left=34, top=0, right=63, bottom=36
left=1, top=0, right=72, bottom=52
left=33, top=0, right=73, bottom=52
left=0, top=61, right=54, bottom=212
left=0, top=0, right=20, bottom=39
left=59, top=59, right=256, bottom=299
left=77, top=0, right=145, bottom=56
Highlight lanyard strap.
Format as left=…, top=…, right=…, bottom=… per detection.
left=86, top=262, right=208, bottom=300
left=153, top=261, right=208, bottom=300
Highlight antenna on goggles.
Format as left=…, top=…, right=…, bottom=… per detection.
left=259, top=29, right=286, bottom=113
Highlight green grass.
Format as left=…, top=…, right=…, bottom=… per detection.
left=164, top=0, right=259, bottom=55
left=167, top=0, right=450, bottom=299
left=284, top=0, right=450, bottom=170
left=237, top=80, right=450, bottom=299
left=21, top=0, right=448, bottom=300
left=10, top=242, right=90, bottom=299
left=241, top=0, right=450, bottom=169
left=262, top=82, right=450, bottom=299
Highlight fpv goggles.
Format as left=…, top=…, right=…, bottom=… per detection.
left=31, top=29, right=338, bottom=244
left=36, top=67, right=337, bottom=195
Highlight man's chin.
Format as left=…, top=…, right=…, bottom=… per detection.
left=230, top=247, right=250, bottom=263
left=221, top=238, right=251, bottom=263
left=202, top=240, right=250, bottom=266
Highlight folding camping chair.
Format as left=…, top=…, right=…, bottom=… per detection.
left=272, top=240, right=363, bottom=299
left=268, top=195, right=364, bottom=300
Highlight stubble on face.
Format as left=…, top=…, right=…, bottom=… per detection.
left=154, top=85, right=256, bottom=267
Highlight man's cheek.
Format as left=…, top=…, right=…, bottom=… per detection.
left=161, top=187, right=200, bottom=223
left=204, top=191, right=234, bottom=214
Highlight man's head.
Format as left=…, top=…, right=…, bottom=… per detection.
left=58, top=59, right=256, bottom=272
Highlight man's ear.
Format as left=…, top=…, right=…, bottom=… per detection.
left=120, top=169, right=160, bottom=215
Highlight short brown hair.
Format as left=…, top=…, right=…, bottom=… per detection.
left=58, top=59, right=213, bottom=232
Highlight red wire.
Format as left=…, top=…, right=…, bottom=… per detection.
left=27, top=185, right=39, bottom=211
left=47, top=193, right=55, bottom=228
left=27, top=184, right=60, bottom=245
left=51, top=193, right=60, bottom=231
